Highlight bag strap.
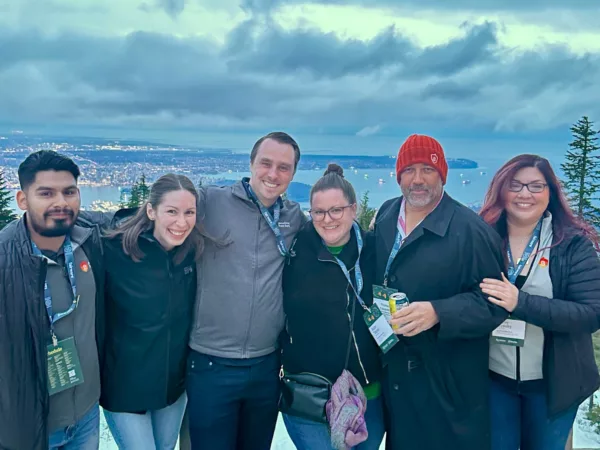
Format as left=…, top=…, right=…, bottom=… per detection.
left=343, top=291, right=357, bottom=370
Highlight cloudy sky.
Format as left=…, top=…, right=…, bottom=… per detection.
left=0, top=0, right=599, bottom=141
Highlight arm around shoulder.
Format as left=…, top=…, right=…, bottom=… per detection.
left=433, top=222, right=508, bottom=340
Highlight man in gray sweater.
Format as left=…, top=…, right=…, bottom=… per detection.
left=187, top=132, right=307, bottom=450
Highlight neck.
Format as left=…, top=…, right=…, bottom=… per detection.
left=248, top=178, right=277, bottom=207
left=404, top=196, right=440, bottom=221
left=507, top=215, right=541, bottom=239
left=326, top=231, right=351, bottom=248
left=153, top=229, right=174, bottom=252
left=26, top=218, right=66, bottom=252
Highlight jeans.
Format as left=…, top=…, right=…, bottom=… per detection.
left=186, top=350, right=280, bottom=450
left=283, top=396, right=386, bottom=450
left=48, top=403, right=100, bottom=450
left=103, top=393, right=188, bottom=450
left=490, top=377, right=578, bottom=450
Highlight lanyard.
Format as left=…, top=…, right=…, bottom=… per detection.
left=328, top=222, right=368, bottom=311
left=245, top=182, right=289, bottom=258
left=507, top=220, right=542, bottom=284
left=384, top=194, right=444, bottom=287
left=32, top=236, right=79, bottom=345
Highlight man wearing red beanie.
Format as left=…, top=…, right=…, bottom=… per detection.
left=371, top=134, right=507, bottom=450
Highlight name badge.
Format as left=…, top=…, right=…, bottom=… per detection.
left=47, top=337, right=85, bottom=396
left=492, top=319, right=526, bottom=347
left=372, top=285, right=397, bottom=322
left=363, top=304, right=399, bottom=354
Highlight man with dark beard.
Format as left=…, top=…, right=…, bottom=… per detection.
left=371, top=135, right=507, bottom=450
left=0, top=151, right=106, bottom=450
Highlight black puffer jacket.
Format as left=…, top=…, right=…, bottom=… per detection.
left=101, top=221, right=197, bottom=413
left=0, top=215, right=106, bottom=450
left=281, top=221, right=381, bottom=387
left=511, top=228, right=600, bottom=417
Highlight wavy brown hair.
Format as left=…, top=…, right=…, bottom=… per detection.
left=480, top=154, right=599, bottom=250
left=108, top=174, right=215, bottom=264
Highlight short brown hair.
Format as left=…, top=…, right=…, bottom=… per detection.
left=250, top=132, right=301, bottom=171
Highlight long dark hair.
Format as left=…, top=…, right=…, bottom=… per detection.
left=108, top=174, right=211, bottom=264
left=480, top=154, right=599, bottom=249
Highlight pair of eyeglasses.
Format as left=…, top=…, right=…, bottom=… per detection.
left=508, top=181, right=547, bottom=194
left=309, top=204, right=354, bottom=222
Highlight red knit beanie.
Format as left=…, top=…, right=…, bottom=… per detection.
left=396, top=134, right=448, bottom=185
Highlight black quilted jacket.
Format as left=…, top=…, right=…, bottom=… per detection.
left=0, top=214, right=106, bottom=450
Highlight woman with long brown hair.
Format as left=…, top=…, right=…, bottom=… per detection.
left=479, top=154, right=600, bottom=450
left=101, top=174, right=210, bottom=450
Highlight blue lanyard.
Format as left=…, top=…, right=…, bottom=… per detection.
left=246, top=183, right=289, bottom=258
left=32, top=236, right=79, bottom=344
left=328, top=222, right=368, bottom=310
left=507, top=220, right=542, bottom=284
left=383, top=230, right=402, bottom=288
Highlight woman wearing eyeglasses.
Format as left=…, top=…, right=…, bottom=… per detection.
left=280, top=164, right=385, bottom=450
left=479, top=154, right=600, bottom=450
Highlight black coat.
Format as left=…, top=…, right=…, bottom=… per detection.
left=511, top=228, right=600, bottom=417
left=0, top=216, right=106, bottom=450
left=282, top=222, right=381, bottom=387
left=101, top=230, right=197, bottom=413
left=373, top=193, right=508, bottom=450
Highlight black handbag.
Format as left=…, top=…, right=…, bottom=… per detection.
left=278, top=297, right=357, bottom=423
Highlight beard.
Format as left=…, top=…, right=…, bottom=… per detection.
left=402, top=183, right=442, bottom=209
left=29, top=209, right=78, bottom=237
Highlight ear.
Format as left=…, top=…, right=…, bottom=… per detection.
left=16, top=190, right=28, bottom=211
left=146, top=203, right=156, bottom=221
left=350, top=203, right=358, bottom=218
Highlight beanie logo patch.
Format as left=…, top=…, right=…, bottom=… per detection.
left=431, top=154, right=438, bottom=164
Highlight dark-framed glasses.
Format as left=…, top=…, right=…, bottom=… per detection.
left=508, top=181, right=548, bottom=193
left=309, top=204, right=355, bottom=222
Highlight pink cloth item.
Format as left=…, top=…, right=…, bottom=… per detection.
left=326, top=369, right=368, bottom=450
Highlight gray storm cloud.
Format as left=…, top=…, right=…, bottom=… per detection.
left=0, top=14, right=598, bottom=133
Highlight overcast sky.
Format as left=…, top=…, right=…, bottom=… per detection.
left=0, top=0, right=598, bottom=139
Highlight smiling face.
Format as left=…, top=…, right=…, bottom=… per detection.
left=504, top=166, right=550, bottom=226
left=311, top=188, right=357, bottom=247
left=146, top=189, right=197, bottom=251
left=249, top=138, right=296, bottom=207
left=17, top=170, right=80, bottom=237
left=399, top=163, right=443, bottom=209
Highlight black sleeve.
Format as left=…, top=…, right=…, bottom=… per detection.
left=432, top=225, right=509, bottom=340
left=512, top=235, right=600, bottom=333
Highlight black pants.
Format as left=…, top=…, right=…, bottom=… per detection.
left=383, top=357, right=490, bottom=450
left=186, top=350, right=280, bottom=450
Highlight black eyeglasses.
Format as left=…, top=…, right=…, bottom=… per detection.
left=309, top=205, right=354, bottom=222
left=508, top=181, right=548, bottom=194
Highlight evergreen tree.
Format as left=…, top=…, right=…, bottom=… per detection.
left=357, top=191, right=377, bottom=230
left=561, top=116, right=600, bottom=226
left=127, top=173, right=150, bottom=208
left=137, top=173, right=150, bottom=203
left=0, top=169, right=17, bottom=230
left=127, top=183, right=141, bottom=208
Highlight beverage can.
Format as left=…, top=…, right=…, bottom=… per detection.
left=389, top=292, right=409, bottom=329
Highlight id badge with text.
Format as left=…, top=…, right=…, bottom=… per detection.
left=372, top=285, right=397, bottom=322
left=364, top=304, right=399, bottom=354
left=47, top=337, right=85, bottom=396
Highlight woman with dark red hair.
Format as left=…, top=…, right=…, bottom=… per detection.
left=479, top=154, right=600, bottom=449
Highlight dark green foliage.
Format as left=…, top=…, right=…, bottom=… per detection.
left=561, top=116, right=600, bottom=226
left=0, top=169, right=17, bottom=230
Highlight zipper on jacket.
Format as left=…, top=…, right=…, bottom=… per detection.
left=318, top=257, right=369, bottom=384
left=166, top=257, right=173, bottom=403
left=242, top=215, right=261, bottom=358
left=516, top=347, right=521, bottom=383
left=346, top=291, right=369, bottom=384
